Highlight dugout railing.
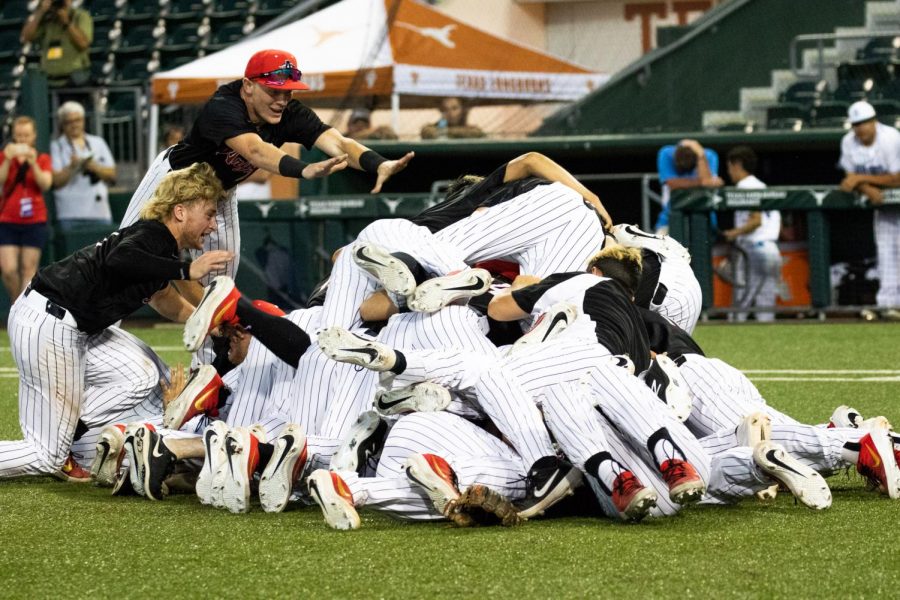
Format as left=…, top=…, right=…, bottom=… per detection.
left=669, top=187, right=899, bottom=318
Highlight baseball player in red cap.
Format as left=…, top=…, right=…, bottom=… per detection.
left=121, top=48, right=414, bottom=300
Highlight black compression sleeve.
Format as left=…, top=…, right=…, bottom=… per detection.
left=359, top=150, right=388, bottom=173
left=278, top=155, right=310, bottom=179
left=234, top=297, right=310, bottom=368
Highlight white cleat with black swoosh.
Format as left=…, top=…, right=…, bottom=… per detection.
left=517, top=456, right=582, bottom=519
left=196, top=421, right=229, bottom=506
left=91, top=423, right=126, bottom=487
left=611, top=223, right=692, bottom=262
left=330, top=411, right=388, bottom=474
left=374, top=382, right=451, bottom=416
left=507, top=302, right=578, bottom=357
left=259, top=424, right=308, bottom=513
left=408, top=268, right=491, bottom=313
left=753, top=441, right=832, bottom=510
left=351, top=242, right=417, bottom=296
left=317, top=327, right=396, bottom=371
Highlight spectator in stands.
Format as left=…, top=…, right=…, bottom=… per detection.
left=655, top=139, right=723, bottom=234
left=20, top=0, right=93, bottom=88
left=421, top=97, right=485, bottom=139
left=160, top=124, right=186, bottom=152
left=839, top=100, right=900, bottom=320
left=50, top=101, right=116, bottom=231
left=0, top=116, right=52, bottom=300
left=343, top=108, right=398, bottom=141
left=723, top=146, right=782, bottom=322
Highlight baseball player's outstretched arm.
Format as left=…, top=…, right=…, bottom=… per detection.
left=226, top=132, right=348, bottom=179
left=313, top=128, right=415, bottom=193
left=504, top=152, right=612, bottom=229
left=149, top=284, right=196, bottom=323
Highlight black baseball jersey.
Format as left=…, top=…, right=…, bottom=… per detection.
left=633, top=248, right=664, bottom=308
left=511, top=272, right=651, bottom=372
left=411, top=161, right=549, bottom=233
left=638, top=307, right=704, bottom=362
left=31, top=220, right=191, bottom=334
left=168, top=80, right=331, bottom=189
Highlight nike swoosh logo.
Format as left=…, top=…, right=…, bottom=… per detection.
left=194, top=279, right=218, bottom=312
left=866, top=444, right=881, bottom=468
left=225, top=436, right=238, bottom=476
left=444, top=278, right=486, bottom=292
left=542, top=312, right=569, bottom=342
left=377, top=394, right=412, bottom=410
left=270, top=435, right=295, bottom=474
left=624, top=225, right=664, bottom=241
left=533, top=469, right=560, bottom=498
left=194, top=388, right=216, bottom=412
left=355, top=246, right=384, bottom=266
left=342, top=347, right=379, bottom=361
left=203, top=430, right=216, bottom=466
left=765, top=449, right=804, bottom=476
left=97, top=441, right=111, bottom=468
left=151, top=434, right=167, bottom=459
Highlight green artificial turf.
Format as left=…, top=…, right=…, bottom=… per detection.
left=1, top=323, right=899, bottom=599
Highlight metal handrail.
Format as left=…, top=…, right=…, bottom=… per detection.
left=789, top=31, right=900, bottom=80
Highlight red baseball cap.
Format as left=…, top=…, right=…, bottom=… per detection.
left=244, top=49, right=310, bottom=91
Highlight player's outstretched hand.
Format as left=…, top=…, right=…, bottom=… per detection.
left=301, top=154, right=349, bottom=179
left=189, top=250, right=234, bottom=279
left=371, top=151, right=415, bottom=193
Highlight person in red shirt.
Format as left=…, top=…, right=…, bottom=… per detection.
left=0, top=116, right=53, bottom=299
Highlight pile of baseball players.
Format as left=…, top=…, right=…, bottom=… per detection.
left=2, top=48, right=899, bottom=529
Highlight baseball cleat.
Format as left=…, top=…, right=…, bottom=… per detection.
left=163, top=365, right=223, bottom=430
left=330, top=411, right=388, bottom=474
left=408, top=268, right=491, bottom=313
left=111, top=467, right=137, bottom=496
left=752, top=441, right=831, bottom=510
left=308, top=469, right=361, bottom=530
left=860, top=416, right=893, bottom=432
left=54, top=453, right=92, bottom=483
left=404, top=453, right=465, bottom=519
left=133, top=424, right=176, bottom=501
left=183, top=276, right=240, bottom=352
left=351, top=241, right=417, bottom=296
left=90, top=423, right=126, bottom=487
left=507, top=302, right=578, bottom=357
left=660, top=458, right=705, bottom=505
left=737, top=412, right=772, bottom=447
left=518, top=456, right=582, bottom=519
left=610, top=223, right=692, bottom=262
left=640, top=355, right=692, bottom=422
left=856, top=430, right=900, bottom=499
left=827, top=405, right=863, bottom=429
left=123, top=422, right=148, bottom=497
left=317, top=327, right=396, bottom=371
left=196, top=421, right=229, bottom=505
left=374, top=382, right=451, bottom=416
left=608, top=354, right=636, bottom=375
left=611, top=471, right=658, bottom=522
left=221, top=427, right=262, bottom=513
left=259, top=424, right=308, bottom=513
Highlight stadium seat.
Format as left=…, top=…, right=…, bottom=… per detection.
left=162, top=22, right=200, bottom=51
left=254, top=0, right=295, bottom=17
left=206, top=21, right=245, bottom=51
left=766, top=104, right=806, bottom=130
left=871, top=98, right=900, bottom=126
left=117, top=24, right=156, bottom=55
left=837, top=61, right=893, bottom=86
left=832, top=80, right=874, bottom=104
left=0, top=3, right=30, bottom=25
left=121, top=0, right=160, bottom=25
left=88, top=1, right=122, bottom=24
left=163, top=0, right=208, bottom=21
left=0, top=29, right=21, bottom=60
left=807, top=101, right=849, bottom=128
left=211, top=0, right=251, bottom=18
left=90, top=23, right=114, bottom=57
left=160, top=54, right=196, bottom=71
left=856, top=36, right=900, bottom=63
left=779, top=80, right=828, bottom=107
left=109, top=57, right=151, bottom=87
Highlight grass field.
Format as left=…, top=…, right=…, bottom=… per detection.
left=1, top=322, right=899, bottom=598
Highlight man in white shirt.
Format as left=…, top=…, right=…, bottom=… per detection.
left=839, top=101, right=900, bottom=320
left=724, top=146, right=782, bottom=322
left=50, top=101, right=117, bottom=231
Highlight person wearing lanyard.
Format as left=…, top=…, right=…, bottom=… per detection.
left=0, top=116, right=52, bottom=300
left=50, top=101, right=117, bottom=232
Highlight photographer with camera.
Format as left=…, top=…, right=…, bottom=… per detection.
left=51, top=102, right=116, bottom=232
left=20, top=0, right=93, bottom=89
left=0, top=116, right=52, bottom=300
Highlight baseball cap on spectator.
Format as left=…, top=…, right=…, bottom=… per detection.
left=245, top=49, right=310, bottom=91
left=349, top=108, right=371, bottom=125
left=848, top=101, right=877, bottom=125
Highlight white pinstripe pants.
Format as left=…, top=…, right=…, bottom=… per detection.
left=340, top=411, right=527, bottom=521
left=874, top=210, right=900, bottom=307
left=656, top=255, right=702, bottom=333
